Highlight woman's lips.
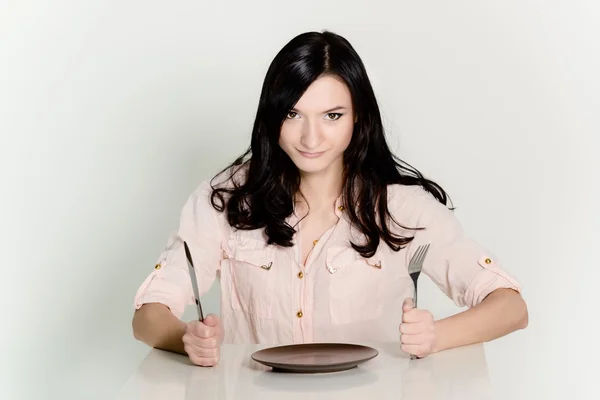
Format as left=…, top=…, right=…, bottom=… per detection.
left=298, top=150, right=326, bottom=158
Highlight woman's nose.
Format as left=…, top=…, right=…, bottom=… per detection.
left=300, top=121, right=322, bottom=150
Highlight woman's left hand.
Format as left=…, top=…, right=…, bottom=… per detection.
left=399, top=298, right=437, bottom=358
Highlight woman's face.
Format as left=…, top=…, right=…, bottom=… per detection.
left=279, top=75, right=354, bottom=176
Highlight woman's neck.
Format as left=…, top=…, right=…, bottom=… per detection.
left=297, top=163, right=344, bottom=213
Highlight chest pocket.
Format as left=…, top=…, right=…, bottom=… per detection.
left=326, top=245, right=386, bottom=325
left=227, top=231, right=278, bottom=319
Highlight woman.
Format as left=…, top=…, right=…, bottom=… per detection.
left=132, top=31, right=528, bottom=367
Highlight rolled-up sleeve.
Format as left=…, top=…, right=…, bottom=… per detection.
left=133, top=179, right=224, bottom=318
left=396, top=186, right=522, bottom=308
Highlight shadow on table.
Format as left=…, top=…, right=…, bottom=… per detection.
left=252, top=367, right=379, bottom=393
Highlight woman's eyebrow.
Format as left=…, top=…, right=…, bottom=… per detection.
left=290, top=106, right=348, bottom=113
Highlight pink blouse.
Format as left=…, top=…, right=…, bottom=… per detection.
left=133, top=177, right=521, bottom=345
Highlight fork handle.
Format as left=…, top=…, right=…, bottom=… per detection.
left=410, top=283, right=419, bottom=360
left=413, top=285, right=418, bottom=309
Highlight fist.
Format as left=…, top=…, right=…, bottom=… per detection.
left=182, top=314, right=224, bottom=367
left=399, top=298, right=437, bottom=359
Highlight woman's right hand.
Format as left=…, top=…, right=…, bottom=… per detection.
left=182, top=314, right=224, bottom=366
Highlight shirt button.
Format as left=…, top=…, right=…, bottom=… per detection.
left=154, top=263, right=161, bottom=270
left=297, top=271, right=304, bottom=279
left=297, top=311, right=303, bottom=318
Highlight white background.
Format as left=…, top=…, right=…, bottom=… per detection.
left=1, top=1, right=598, bottom=399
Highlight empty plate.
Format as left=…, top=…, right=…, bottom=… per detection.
left=251, top=343, right=379, bottom=373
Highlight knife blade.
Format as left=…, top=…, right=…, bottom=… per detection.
left=183, top=240, right=205, bottom=321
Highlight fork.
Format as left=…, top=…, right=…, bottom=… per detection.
left=407, top=243, right=430, bottom=360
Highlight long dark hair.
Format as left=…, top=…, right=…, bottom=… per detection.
left=210, top=31, right=451, bottom=258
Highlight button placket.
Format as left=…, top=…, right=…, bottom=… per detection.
left=296, top=265, right=307, bottom=334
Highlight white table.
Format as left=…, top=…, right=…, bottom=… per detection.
left=117, top=342, right=495, bottom=399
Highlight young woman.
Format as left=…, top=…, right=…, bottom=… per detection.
left=132, top=31, right=528, bottom=367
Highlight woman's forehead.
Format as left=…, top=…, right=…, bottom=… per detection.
left=292, top=76, right=352, bottom=112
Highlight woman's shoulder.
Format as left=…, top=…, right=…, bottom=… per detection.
left=386, top=183, right=453, bottom=222
left=208, top=161, right=250, bottom=191
left=182, top=162, right=248, bottom=210
left=386, top=183, right=434, bottom=205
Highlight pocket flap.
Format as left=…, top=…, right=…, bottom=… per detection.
left=326, top=246, right=359, bottom=269
left=228, top=233, right=273, bottom=268
left=326, top=245, right=384, bottom=273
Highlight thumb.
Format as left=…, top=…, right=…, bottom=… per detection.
left=402, top=298, right=414, bottom=312
left=202, top=313, right=221, bottom=328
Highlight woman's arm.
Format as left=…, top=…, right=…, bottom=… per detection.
left=132, top=179, right=224, bottom=354
left=132, top=303, right=187, bottom=355
left=400, top=288, right=528, bottom=357
left=433, top=288, right=528, bottom=353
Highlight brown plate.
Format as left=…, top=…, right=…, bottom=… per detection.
left=251, top=343, right=379, bottom=373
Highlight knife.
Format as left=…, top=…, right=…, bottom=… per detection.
left=183, top=240, right=205, bottom=321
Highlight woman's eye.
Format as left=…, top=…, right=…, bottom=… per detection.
left=325, top=113, right=342, bottom=121
left=287, top=112, right=298, bottom=119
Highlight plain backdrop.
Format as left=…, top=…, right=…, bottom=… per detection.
left=1, top=1, right=598, bottom=399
